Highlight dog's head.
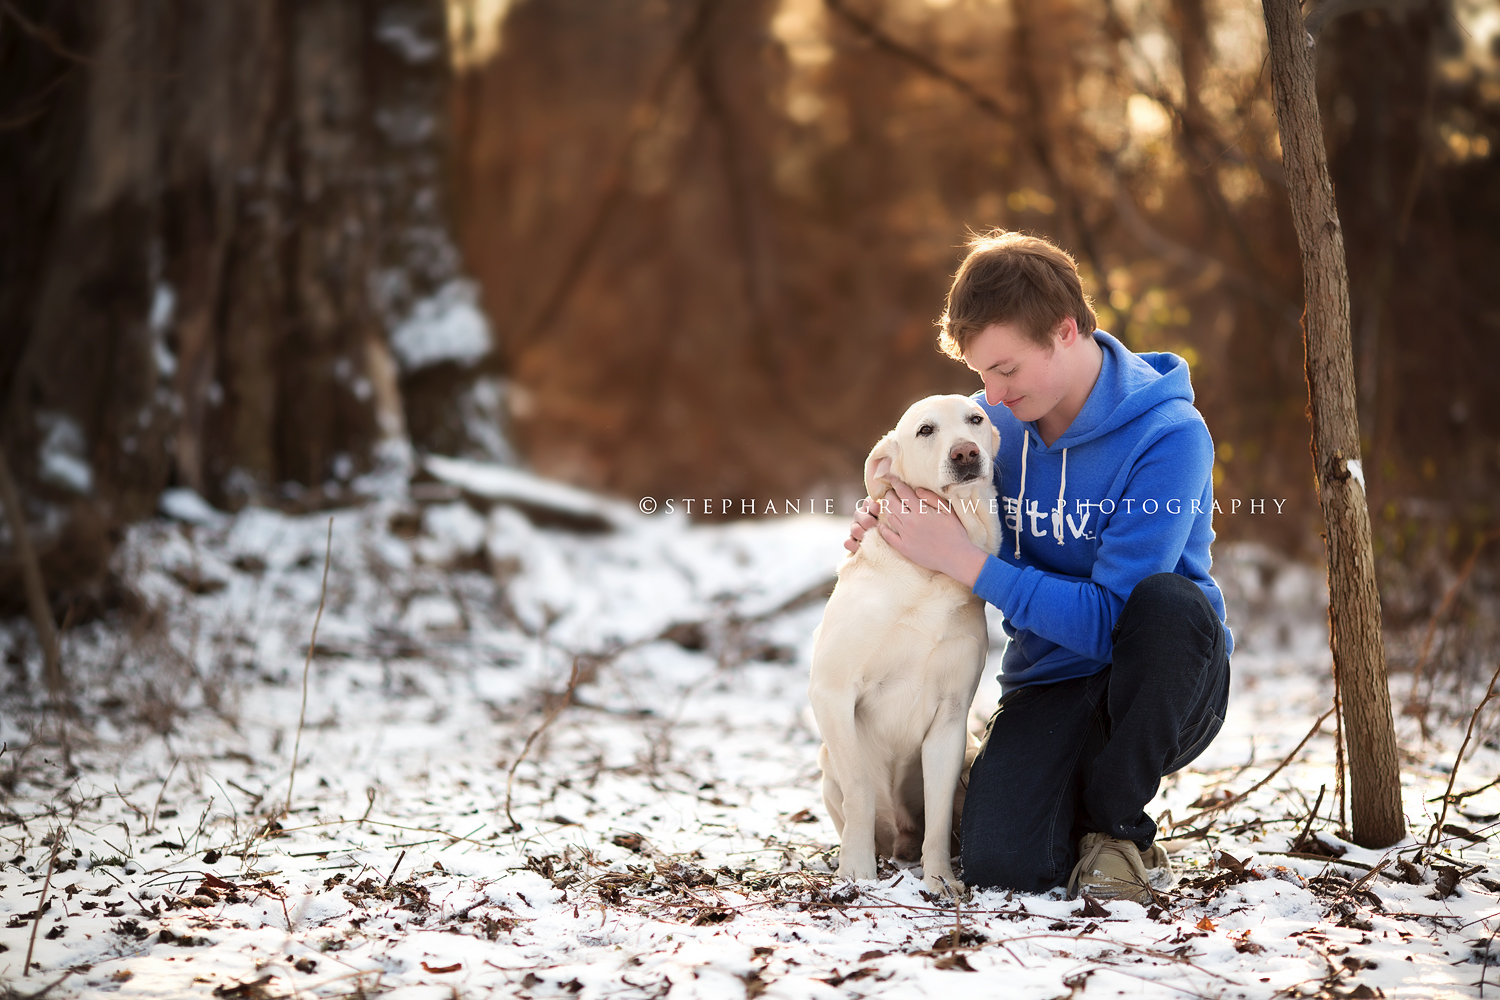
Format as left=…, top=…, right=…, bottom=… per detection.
left=864, top=395, right=1000, bottom=500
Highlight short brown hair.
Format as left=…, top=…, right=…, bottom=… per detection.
left=937, top=230, right=1097, bottom=359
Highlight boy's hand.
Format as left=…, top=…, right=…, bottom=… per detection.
left=876, top=479, right=988, bottom=588
left=844, top=501, right=879, bottom=553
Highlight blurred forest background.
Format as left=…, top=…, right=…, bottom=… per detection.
left=2, top=0, right=1498, bottom=677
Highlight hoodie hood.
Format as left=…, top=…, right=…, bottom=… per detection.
left=1037, top=330, right=1194, bottom=451
left=998, top=330, right=1195, bottom=557
left=969, top=328, right=1228, bottom=692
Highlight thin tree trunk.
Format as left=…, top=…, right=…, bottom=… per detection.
left=1261, top=0, right=1404, bottom=847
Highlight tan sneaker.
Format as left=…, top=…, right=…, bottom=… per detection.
left=1066, top=832, right=1175, bottom=903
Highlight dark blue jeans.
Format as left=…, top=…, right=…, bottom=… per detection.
left=959, top=572, right=1231, bottom=893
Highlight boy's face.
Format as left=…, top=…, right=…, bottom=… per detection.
left=962, top=320, right=1070, bottom=426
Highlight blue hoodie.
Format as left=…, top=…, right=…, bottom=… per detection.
left=972, top=330, right=1232, bottom=691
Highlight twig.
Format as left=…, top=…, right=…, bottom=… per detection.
left=0, top=441, right=64, bottom=703
left=148, top=758, right=180, bottom=835
left=23, top=831, right=62, bottom=977
left=1291, top=784, right=1328, bottom=853
left=1480, top=918, right=1499, bottom=996
left=0, top=2, right=91, bottom=62
left=1349, top=857, right=1392, bottom=892
left=284, top=518, right=333, bottom=817
left=1256, top=850, right=1372, bottom=871
left=1428, top=775, right=1500, bottom=805
left=518, top=0, right=716, bottom=344
left=822, top=0, right=1011, bottom=119
left=1174, top=706, right=1335, bottom=829
left=502, top=657, right=585, bottom=833
left=384, top=849, right=407, bottom=888
left=113, top=784, right=148, bottom=824
left=1404, top=528, right=1500, bottom=730
left=1427, top=660, right=1500, bottom=849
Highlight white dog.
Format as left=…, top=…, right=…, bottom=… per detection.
left=809, top=394, right=1001, bottom=897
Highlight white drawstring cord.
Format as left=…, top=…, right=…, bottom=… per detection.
left=1013, top=434, right=1029, bottom=558
left=1052, top=447, right=1068, bottom=545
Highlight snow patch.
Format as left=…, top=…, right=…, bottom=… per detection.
left=425, top=453, right=637, bottom=528
left=376, top=15, right=441, bottom=63
left=160, top=487, right=228, bottom=527
left=36, top=411, right=93, bottom=494
left=414, top=501, right=487, bottom=566
left=390, top=280, right=491, bottom=371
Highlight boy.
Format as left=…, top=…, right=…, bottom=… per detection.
left=845, top=230, right=1231, bottom=900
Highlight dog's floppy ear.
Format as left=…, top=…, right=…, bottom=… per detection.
left=864, top=432, right=899, bottom=501
left=990, top=421, right=1000, bottom=457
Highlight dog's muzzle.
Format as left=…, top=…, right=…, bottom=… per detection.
left=947, top=441, right=985, bottom=483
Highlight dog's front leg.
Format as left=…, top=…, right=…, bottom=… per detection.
left=919, top=708, right=969, bottom=898
left=812, top=692, right=877, bottom=882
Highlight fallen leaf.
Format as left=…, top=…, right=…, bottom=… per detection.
left=933, top=953, right=975, bottom=971
left=787, top=809, right=816, bottom=823
left=1196, top=916, right=1217, bottom=932
left=1074, top=894, right=1110, bottom=918
left=612, top=833, right=645, bottom=853
left=421, top=961, right=463, bottom=974
left=213, top=975, right=278, bottom=999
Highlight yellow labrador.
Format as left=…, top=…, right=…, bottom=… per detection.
left=809, top=394, right=1001, bottom=897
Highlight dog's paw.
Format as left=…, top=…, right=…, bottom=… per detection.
left=923, top=869, right=964, bottom=900
left=836, top=857, right=878, bottom=882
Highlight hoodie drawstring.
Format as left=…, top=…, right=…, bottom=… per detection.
left=1051, top=447, right=1068, bottom=545
left=1013, top=435, right=1069, bottom=555
left=1013, top=434, right=1029, bottom=558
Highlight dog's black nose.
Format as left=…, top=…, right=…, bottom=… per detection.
left=950, top=442, right=980, bottom=466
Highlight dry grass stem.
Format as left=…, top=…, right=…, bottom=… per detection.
left=1427, top=658, right=1500, bottom=849
left=284, top=517, right=333, bottom=817
left=1175, top=705, right=1335, bottom=829
left=502, top=657, right=584, bottom=833
left=23, top=831, right=62, bottom=977
left=1403, top=527, right=1500, bottom=730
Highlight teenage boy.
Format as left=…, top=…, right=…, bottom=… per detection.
left=845, top=230, right=1232, bottom=900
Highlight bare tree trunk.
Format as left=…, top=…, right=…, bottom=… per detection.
left=0, top=0, right=494, bottom=613
left=1261, top=0, right=1404, bottom=847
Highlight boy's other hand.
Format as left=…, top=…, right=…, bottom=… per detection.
left=844, top=500, right=879, bottom=553
left=876, top=478, right=988, bottom=588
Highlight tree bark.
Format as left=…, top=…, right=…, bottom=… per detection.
left=0, top=0, right=493, bottom=613
left=1261, top=0, right=1404, bottom=847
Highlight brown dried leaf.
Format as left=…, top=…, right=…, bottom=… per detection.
left=933, top=954, right=975, bottom=971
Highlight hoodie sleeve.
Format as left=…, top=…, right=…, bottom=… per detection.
left=971, top=420, right=1214, bottom=663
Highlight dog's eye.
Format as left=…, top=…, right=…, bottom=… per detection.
left=917, top=424, right=934, bottom=437
left=968, top=414, right=984, bottom=425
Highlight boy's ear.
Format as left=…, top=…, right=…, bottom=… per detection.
left=864, top=433, right=899, bottom=501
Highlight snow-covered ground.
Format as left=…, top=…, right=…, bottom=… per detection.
left=1, top=462, right=1497, bottom=999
